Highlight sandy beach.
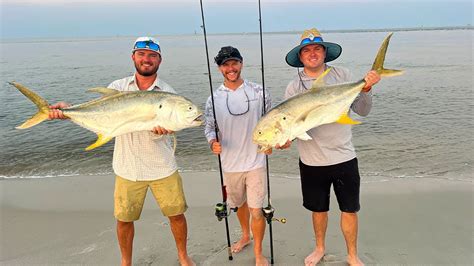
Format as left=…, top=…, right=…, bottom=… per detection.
left=1, top=172, right=472, bottom=265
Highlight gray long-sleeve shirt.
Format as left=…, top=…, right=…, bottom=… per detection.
left=204, top=80, right=271, bottom=172
left=284, top=65, right=372, bottom=166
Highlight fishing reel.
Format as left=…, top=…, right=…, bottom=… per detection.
left=262, top=205, right=287, bottom=224
left=214, top=202, right=238, bottom=221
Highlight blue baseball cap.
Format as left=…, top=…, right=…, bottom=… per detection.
left=132, top=36, right=161, bottom=55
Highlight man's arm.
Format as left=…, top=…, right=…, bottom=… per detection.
left=351, top=70, right=380, bottom=117
left=203, top=96, right=220, bottom=154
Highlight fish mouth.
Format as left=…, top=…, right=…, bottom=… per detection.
left=256, top=145, right=271, bottom=154
left=192, top=113, right=204, bottom=125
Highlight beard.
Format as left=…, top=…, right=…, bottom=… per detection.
left=134, top=62, right=159, bottom=76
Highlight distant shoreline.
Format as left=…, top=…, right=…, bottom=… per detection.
left=213, top=25, right=474, bottom=36
left=1, top=25, right=472, bottom=43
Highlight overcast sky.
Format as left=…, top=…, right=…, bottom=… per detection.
left=1, top=0, right=472, bottom=38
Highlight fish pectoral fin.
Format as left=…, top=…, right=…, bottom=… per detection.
left=85, top=134, right=113, bottom=151
left=311, top=67, right=332, bottom=90
left=294, top=108, right=314, bottom=124
left=87, top=87, right=121, bottom=96
left=295, top=106, right=325, bottom=126
left=296, top=132, right=312, bottom=141
left=336, top=113, right=361, bottom=125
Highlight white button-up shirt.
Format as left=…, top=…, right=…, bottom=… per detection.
left=108, top=75, right=178, bottom=181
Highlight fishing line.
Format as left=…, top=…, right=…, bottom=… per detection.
left=198, top=0, right=233, bottom=261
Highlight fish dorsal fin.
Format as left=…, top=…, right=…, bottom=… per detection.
left=85, top=133, right=114, bottom=151
left=87, top=87, right=120, bottom=96
left=336, top=112, right=361, bottom=125
left=310, top=67, right=332, bottom=91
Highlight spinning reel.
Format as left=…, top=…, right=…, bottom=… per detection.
left=214, top=202, right=238, bottom=221
left=262, top=205, right=287, bottom=224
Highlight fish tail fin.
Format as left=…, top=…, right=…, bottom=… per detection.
left=85, top=133, right=113, bottom=151
left=371, top=33, right=404, bottom=78
left=9, top=82, right=51, bottom=129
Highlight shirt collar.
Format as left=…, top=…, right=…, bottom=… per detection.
left=129, top=75, right=161, bottom=91
left=219, top=79, right=246, bottom=92
left=300, top=64, right=329, bottom=80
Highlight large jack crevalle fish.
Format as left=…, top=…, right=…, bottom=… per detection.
left=253, top=33, right=403, bottom=152
left=9, top=83, right=204, bottom=151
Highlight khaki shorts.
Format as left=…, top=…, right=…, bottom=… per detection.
left=114, top=171, right=188, bottom=222
left=224, top=167, right=267, bottom=209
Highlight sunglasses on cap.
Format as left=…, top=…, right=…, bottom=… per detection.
left=134, top=41, right=161, bottom=52
left=300, top=36, right=324, bottom=45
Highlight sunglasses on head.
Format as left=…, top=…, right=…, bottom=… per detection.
left=300, top=36, right=324, bottom=45
left=134, top=41, right=160, bottom=52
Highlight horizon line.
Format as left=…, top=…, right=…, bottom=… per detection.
left=1, top=25, right=472, bottom=42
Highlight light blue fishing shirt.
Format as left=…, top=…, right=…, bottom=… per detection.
left=204, top=80, right=272, bottom=172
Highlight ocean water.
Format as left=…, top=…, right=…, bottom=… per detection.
left=0, top=30, right=472, bottom=181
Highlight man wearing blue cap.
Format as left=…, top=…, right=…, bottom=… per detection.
left=282, top=28, right=380, bottom=266
left=49, top=37, right=194, bottom=266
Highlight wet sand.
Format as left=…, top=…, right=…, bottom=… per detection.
left=0, top=172, right=472, bottom=265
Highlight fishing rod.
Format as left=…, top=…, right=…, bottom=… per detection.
left=257, top=0, right=286, bottom=264
left=198, top=0, right=234, bottom=261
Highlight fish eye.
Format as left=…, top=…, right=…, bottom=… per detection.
left=282, top=117, right=286, bottom=120
left=159, top=104, right=162, bottom=109
left=258, top=131, right=262, bottom=135
left=188, top=106, right=193, bottom=110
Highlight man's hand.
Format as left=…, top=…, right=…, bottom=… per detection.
left=49, top=102, right=70, bottom=120
left=362, top=70, right=381, bottom=92
left=263, top=148, right=273, bottom=155
left=275, top=140, right=292, bottom=150
left=209, top=139, right=221, bottom=155
left=152, top=126, right=174, bottom=135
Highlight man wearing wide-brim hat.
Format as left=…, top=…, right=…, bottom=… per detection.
left=281, top=28, right=380, bottom=266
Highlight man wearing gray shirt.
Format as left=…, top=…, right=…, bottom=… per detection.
left=282, top=28, right=380, bottom=266
left=204, top=46, right=272, bottom=266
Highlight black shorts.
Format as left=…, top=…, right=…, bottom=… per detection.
left=299, top=158, right=360, bottom=213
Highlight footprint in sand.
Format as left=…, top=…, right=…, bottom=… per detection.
left=71, top=244, right=98, bottom=255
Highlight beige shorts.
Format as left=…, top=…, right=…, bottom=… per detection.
left=114, top=171, right=188, bottom=222
left=224, top=167, right=267, bottom=209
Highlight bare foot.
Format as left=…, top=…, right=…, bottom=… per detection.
left=256, top=254, right=269, bottom=266
left=304, top=249, right=324, bottom=266
left=347, top=255, right=364, bottom=266
left=231, top=237, right=252, bottom=253
left=178, top=255, right=195, bottom=266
